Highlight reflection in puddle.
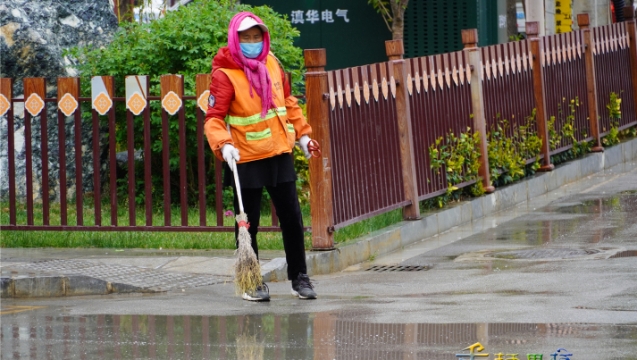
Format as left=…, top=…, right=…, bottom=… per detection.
left=236, top=333, right=264, bottom=360
left=472, top=195, right=637, bottom=246
left=551, top=195, right=637, bottom=214
left=2, top=312, right=636, bottom=359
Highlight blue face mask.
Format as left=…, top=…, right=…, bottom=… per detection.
left=240, top=42, right=263, bottom=58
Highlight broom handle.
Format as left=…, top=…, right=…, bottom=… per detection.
left=231, top=161, right=245, bottom=214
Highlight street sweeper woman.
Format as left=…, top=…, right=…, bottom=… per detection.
left=204, top=11, right=318, bottom=301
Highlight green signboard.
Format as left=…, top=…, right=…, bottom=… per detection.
left=404, top=0, right=497, bottom=58
left=243, top=0, right=498, bottom=68
left=243, top=0, right=392, bottom=70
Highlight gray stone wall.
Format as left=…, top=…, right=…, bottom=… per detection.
left=0, top=0, right=118, bottom=203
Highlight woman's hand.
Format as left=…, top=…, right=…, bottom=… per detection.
left=299, top=135, right=312, bottom=159
left=222, top=144, right=240, bottom=171
left=299, top=135, right=321, bottom=159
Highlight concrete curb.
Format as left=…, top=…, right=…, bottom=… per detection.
left=0, top=275, right=155, bottom=298
left=262, top=137, right=637, bottom=281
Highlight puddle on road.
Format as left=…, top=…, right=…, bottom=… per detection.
left=2, top=312, right=636, bottom=359
left=551, top=195, right=637, bottom=214
left=444, top=194, right=637, bottom=250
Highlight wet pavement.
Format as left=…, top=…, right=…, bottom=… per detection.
left=2, top=311, right=635, bottom=359
left=2, top=161, right=637, bottom=359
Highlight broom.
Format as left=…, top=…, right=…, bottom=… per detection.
left=231, top=160, right=263, bottom=296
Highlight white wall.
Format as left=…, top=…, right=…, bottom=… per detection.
left=572, top=0, right=611, bottom=29
left=525, top=0, right=546, bottom=35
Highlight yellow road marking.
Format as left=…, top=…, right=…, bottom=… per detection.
left=1, top=305, right=45, bottom=315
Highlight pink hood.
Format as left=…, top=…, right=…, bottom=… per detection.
left=227, top=12, right=276, bottom=118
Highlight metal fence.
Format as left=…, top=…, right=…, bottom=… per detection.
left=594, top=22, right=637, bottom=136
left=481, top=39, right=539, bottom=148
left=326, top=63, right=408, bottom=228
left=2, top=12, right=637, bottom=250
left=304, top=11, right=637, bottom=248
left=542, top=30, right=590, bottom=151
left=406, top=51, right=475, bottom=201
left=0, top=75, right=281, bottom=232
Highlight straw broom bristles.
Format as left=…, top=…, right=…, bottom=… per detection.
left=234, top=212, right=262, bottom=295
left=229, top=158, right=262, bottom=296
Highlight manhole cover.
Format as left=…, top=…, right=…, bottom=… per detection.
left=494, top=248, right=601, bottom=260
left=366, top=265, right=430, bottom=272
left=455, top=247, right=623, bottom=262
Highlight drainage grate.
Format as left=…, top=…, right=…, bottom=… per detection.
left=366, top=265, right=430, bottom=272
left=610, top=250, right=637, bottom=258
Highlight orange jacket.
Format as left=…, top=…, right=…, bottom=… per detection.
left=204, top=47, right=311, bottom=163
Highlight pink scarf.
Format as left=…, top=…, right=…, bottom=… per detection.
left=228, top=12, right=276, bottom=118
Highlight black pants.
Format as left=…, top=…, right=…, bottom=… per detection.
left=233, top=181, right=307, bottom=280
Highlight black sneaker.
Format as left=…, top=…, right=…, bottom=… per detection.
left=291, top=273, right=317, bottom=299
left=242, top=283, right=270, bottom=302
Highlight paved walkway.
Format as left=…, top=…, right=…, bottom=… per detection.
left=1, top=247, right=286, bottom=296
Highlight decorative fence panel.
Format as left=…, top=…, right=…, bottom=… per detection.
left=593, top=23, right=637, bottom=135
left=406, top=52, right=475, bottom=200
left=541, top=31, right=591, bottom=152
left=480, top=40, right=538, bottom=162
left=326, top=64, right=407, bottom=229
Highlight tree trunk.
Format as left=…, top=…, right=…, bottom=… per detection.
left=507, top=0, right=518, bottom=38
left=391, top=14, right=404, bottom=40
left=116, top=0, right=143, bottom=22
left=390, top=0, right=409, bottom=40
